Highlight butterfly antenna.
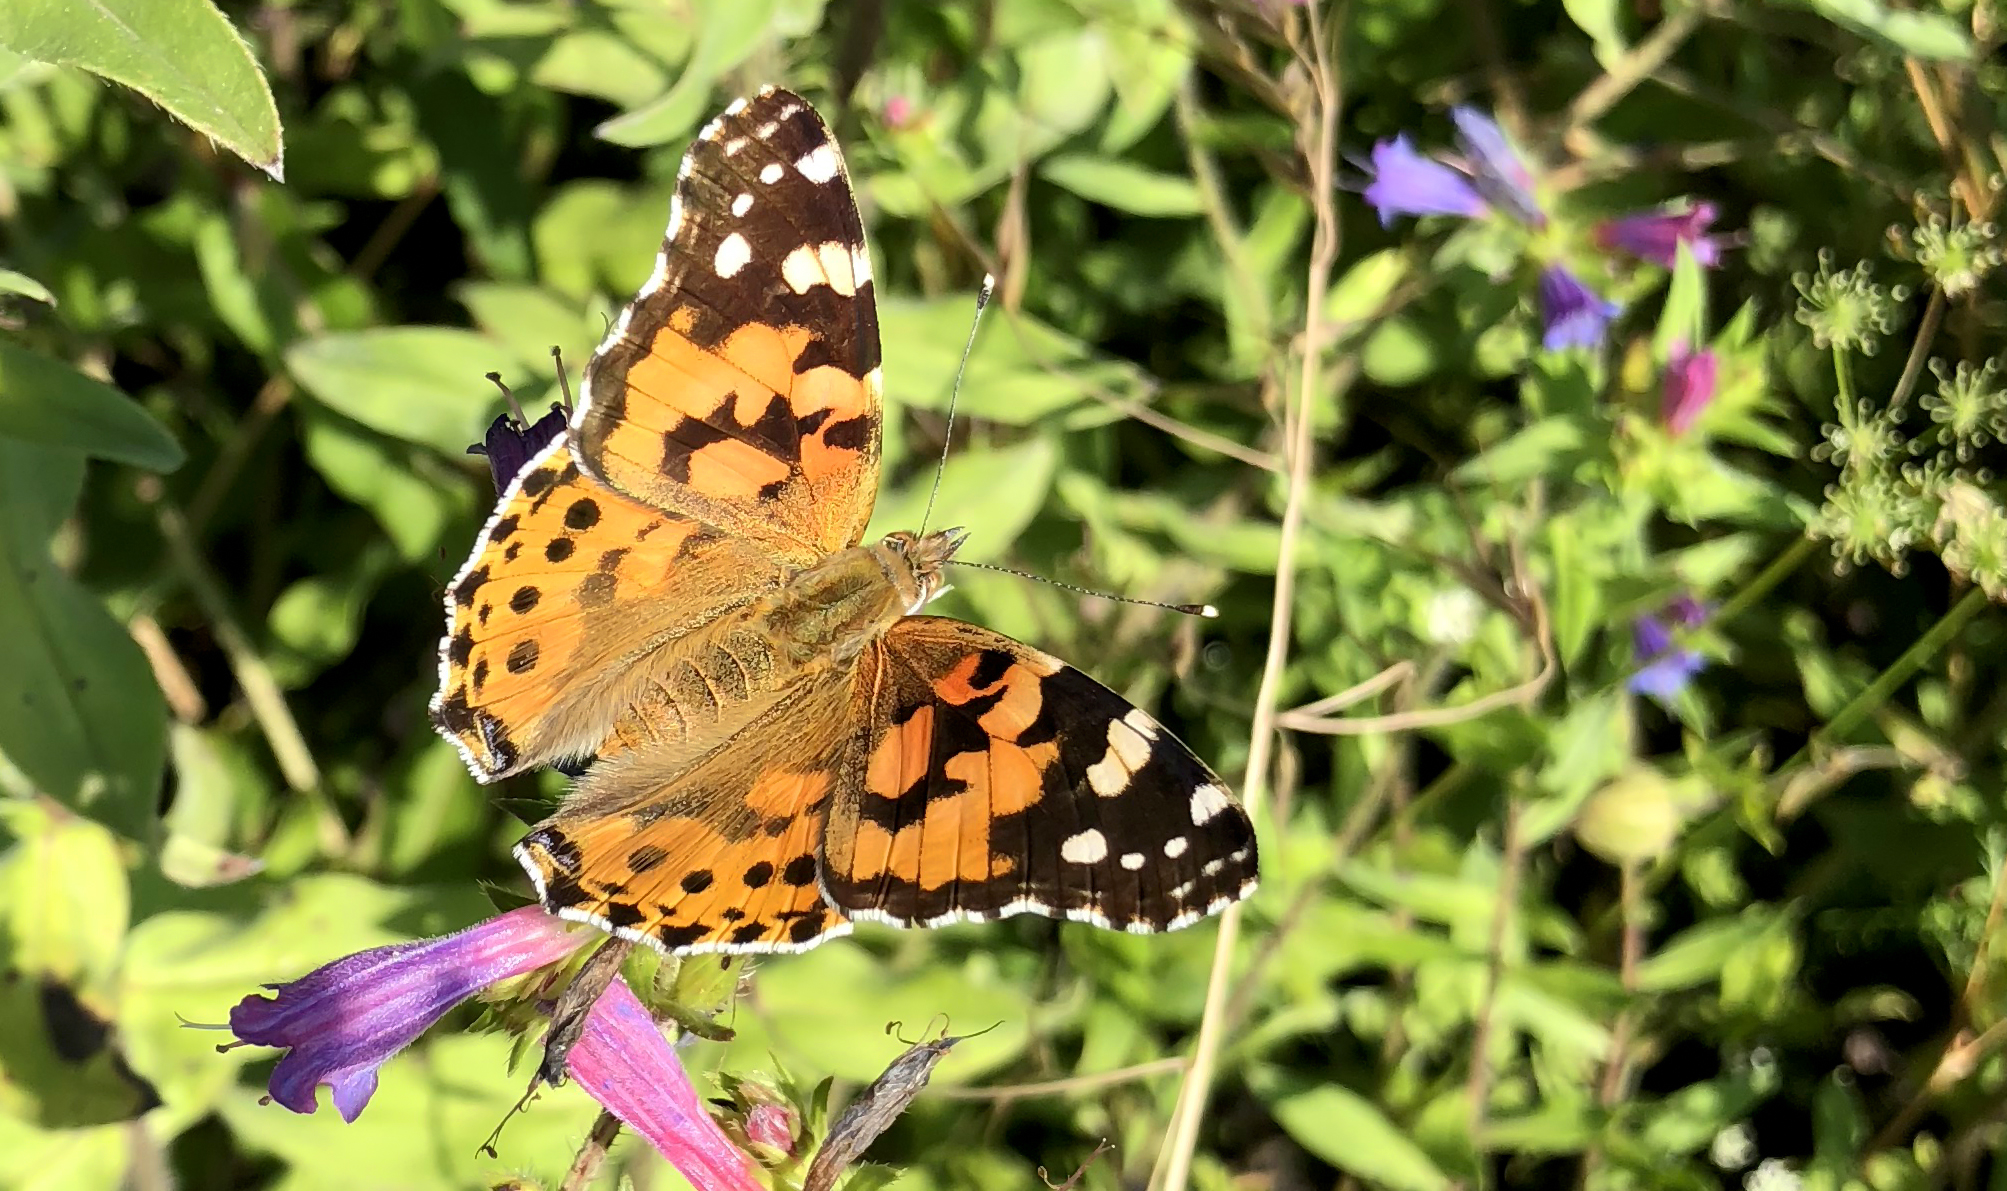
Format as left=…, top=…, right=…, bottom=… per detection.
left=549, top=346, right=575, bottom=413
left=485, top=371, right=530, bottom=428
left=947, top=560, right=1218, bottom=618
left=918, top=273, right=995, bottom=538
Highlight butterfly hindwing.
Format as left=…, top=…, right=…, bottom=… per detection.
left=517, top=680, right=855, bottom=954
left=819, top=618, right=1258, bottom=933
left=430, top=438, right=790, bottom=781
left=571, top=86, right=882, bottom=557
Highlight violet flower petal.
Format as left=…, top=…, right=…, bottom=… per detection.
left=1662, top=346, right=1720, bottom=435
left=1596, top=202, right=1723, bottom=269
left=231, top=905, right=583, bottom=1120
left=1361, top=135, right=1487, bottom=227
left=1450, top=106, right=1544, bottom=227
left=1629, top=645, right=1705, bottom=700
left=568, top=979, right=762, bottom=1191
left=467, top=405, right=568, bottom=494
left=1537, top=265, right=1620, bottom=351
left=1628, top=599, right=1711, bottom=700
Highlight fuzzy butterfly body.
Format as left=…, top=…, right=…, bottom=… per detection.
left=430, top=87, right=1257, bottom=955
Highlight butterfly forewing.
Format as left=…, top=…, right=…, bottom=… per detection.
left=819, top=618, right=1258, bottom=933
left=571, top=87, right=883, bottom=557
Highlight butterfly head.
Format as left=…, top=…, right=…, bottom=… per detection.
left=880, top=527, right=968, bottom=614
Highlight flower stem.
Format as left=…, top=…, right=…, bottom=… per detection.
left=1776, top=586, right=1990, bottom=818
left=1711, top=536, right=1820, bottom=628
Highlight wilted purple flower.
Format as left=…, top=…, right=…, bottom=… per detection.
left=1538, top=265, right=1621, bottom=351
left=1361, top=134, right=1488, bottom=226
left=229, top=907, right=762, bottom=1191
left=1450, top=107, right=1544, bottom=227
left=228, top=905, right=585, bottom=1122
left=1663, top=345, right=1720, bottom=435
left=1630, top=595, right=1709, bottom=700
left=468, top=403, right=567, bottom=494
left=1596, top=202, right=1724, bottom=269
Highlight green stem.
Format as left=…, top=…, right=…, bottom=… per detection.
left=1775, top=586, right=1990, bottom=815
left=1712, top=536, right=1821, bottom=627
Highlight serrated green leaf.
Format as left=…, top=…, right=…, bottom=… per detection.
left=0, top=0, right=282, bottom=177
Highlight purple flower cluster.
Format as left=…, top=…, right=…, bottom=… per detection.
left=1361, top=107, right=1726, bottom=352
left=228, top=907, right=761, bottom=1191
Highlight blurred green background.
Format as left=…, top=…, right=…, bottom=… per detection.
left=3, top=0, right=2007, bottom=1188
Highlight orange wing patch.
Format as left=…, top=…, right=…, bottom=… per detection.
left=820, top=618, right=1258, bottom=933
left=569, top=86, right=882, bottom=556
left=517, top=685, right=854, bottom=954
left=430, top=437, right=788, bottom=780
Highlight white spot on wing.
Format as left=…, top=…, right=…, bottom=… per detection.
left=1119, top=852, right=1146, bottom=871
left=1086, top=715, right=1155, bottom=797
left=731, top=192, right=754, bottom=217
left=1164, top=837, right=1189, bottom=859
left=796, top=143, right=840, bottom=183
left=714, top=232, right=751, bottom=278
left=755, top=120, right=780, bottom=139
left=1189, top=783, right=1232, bottom=824
left=780, top=241, right=858, bottom=297
left=723, top=136, right=748, bottom=157
left=759, top=162, right=784, bottom=185
left=1060, top=829, right=1109, bottom=864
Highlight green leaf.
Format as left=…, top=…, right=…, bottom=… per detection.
left=864, top=437, right=1059, bottom=560
left=0, top=268, right=55, bottom=306
left=1562, top=0, right=1628, bottom=66
left=0, top=341, right=183, bottom=470
left=1039, top=154, right=1202, bottom=217
left=0, top=443, right=165, bottom=841
left=879, top=298, right=1145, bottom=425
left=1262, top=1082, right=1453, bottom=1191
left=1789, top=0, right=1972, bottom=57
left=1653, top=240, right=1710, bottom=359
left=0, top=0, right=282, bottom=178
left=595, top=0, right=782, bottom=146
left=1453, top=414, right=1594, bottom=486
left=299, top=414, right=474, bottom=561
left=1637, top=908, right=1785, bottom=992
left=287, top=328, right=512, bottom=457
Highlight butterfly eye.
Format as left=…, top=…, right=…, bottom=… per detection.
left=882, top=534, right=908, bottom=555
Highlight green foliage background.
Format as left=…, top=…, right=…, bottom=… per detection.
left=2, top=0, right=2006, bottom=1188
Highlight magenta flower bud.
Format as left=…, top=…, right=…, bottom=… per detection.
left=884, top=95, right=915, bottom=129
left=567, top=978, right=763, bottom=1191
left=1662, top=345, right=1720, bottom=435
left=1596, top=202, right=1724, bottom=269
left=228, top=905, right=584, bottom=1121
left=744, top=1102, right=798, bottom=1156
left=1537, top=265, right=1620, bottom=351
left=1361, top=134, right=1487, bottom=226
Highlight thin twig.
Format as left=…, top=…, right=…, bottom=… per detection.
left=1278, top=657, right=1553, bottom=734
left=1283, top=661, right=1415, bottom=719
left=559, top=1110, right=625, bottom=1191
left=1563, top=6, right=1706, bottom=135
left=1887, top=288, right=1946, bottom=416
left=1463, top=796, right=1524, bottom=1148
left=931, top=1057, right=1187, bottom=1101
left=143, top=481, right=321, bottom=792
left=1155, top=8, right=1344, bottom=1189
left=129, top=614, right=207, bottom=724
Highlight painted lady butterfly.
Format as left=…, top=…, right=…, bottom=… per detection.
left=430, top=87, right=1258, bottom=955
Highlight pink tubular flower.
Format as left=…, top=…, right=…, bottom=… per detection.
left=884, top=95, right=915, bottom=129
left=229, top=907, right=761, bottom=1191
left=1596, top=202, right=1724, bottom=269
left=568, top=979, right=763, bottom=1191
left=1662, top=345, right=1720, bottom=435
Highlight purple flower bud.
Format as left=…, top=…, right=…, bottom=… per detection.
left=567, top=978, right=763, bottom=1191
left=1450, top=107, right=1544, bottom=228
left=467, top=404, right=567, bottom=495
left=1595, top=202, right=1724, bottom=269
left=1629, top=596, right=1711, bottom=700
left=228, top=906, right=584, bottom=1121
left=1662, top=345, right=1720, bottom=435
left=1361, top=134, right=1487, bottom=227
left=1537, top=266, right=1620, bottom=351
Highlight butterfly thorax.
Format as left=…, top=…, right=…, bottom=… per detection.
left=756, top=527, right=966, bottom=666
